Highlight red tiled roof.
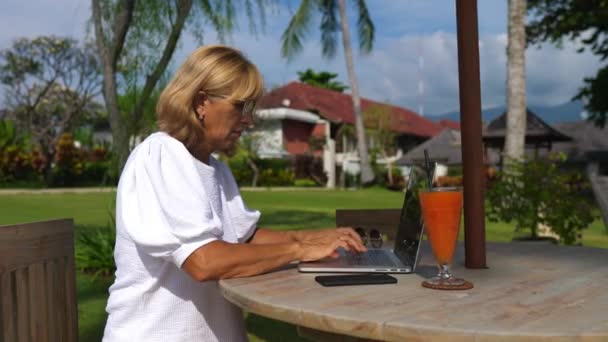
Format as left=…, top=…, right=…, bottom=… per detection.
left=438, top=119, right=460, bottom=131
left=258, top=82, right=442, bottom=138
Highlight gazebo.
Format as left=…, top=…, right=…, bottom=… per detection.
left=397, top=129, right=464, bottom=166
left=482, top=109, right=573, bottom=166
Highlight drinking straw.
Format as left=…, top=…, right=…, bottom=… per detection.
left=423, top=149, right=434, bottom=189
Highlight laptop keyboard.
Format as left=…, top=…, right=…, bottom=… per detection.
left=344, top=250, right=399, bottom=267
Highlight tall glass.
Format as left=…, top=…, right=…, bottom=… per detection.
left=419, top=187, right=465, bottom=287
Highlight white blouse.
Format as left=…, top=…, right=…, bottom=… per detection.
left=103, top=132, right=260, bottom=342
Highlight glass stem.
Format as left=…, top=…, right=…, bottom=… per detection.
left=438, top=264, right=452, bottom=280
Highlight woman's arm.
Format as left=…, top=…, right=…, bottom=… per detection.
left=249, top=227, right=364, bottom=246
left=246, top=228, right=297, bottom=244
left=182, top=230, right=365, bottom=281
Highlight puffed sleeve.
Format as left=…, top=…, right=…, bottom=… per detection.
left=116, top=136, right=223, bottom=267
left=214, top=160, right=260, bottom=243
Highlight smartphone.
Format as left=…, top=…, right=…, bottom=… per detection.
left=315, top=274, right=397, bottom=287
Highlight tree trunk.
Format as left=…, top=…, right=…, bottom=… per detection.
left=131, top=0, right=193, bottom=128
left=100, top=55, right=130, bottom=172
left=386, top=158, right=393, bottom=185
left=91, top=0, right=134, bottom=174
left=246, top=157, right=259, bottom=187
left=91, top=0, right=193, bottom=174
left=337, top=0, right=375, bottom=185
left=504, top=0, right=528, bottom=166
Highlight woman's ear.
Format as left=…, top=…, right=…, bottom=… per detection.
left=193, top=92, right=209, bottom=119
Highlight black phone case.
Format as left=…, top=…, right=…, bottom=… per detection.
left=315, top=274, right=397, bottom=287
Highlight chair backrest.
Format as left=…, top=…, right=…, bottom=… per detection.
left=0, top=219, right=78, bottom=342
left=336, top=209, right=401, bottom=243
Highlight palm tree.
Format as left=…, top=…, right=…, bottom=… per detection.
left=281, top=0, right=375, bottom=184
left=504, top=0, right=528, bottom=166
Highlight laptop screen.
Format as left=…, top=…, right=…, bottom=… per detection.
left=393, top=168, right=425, bottom=267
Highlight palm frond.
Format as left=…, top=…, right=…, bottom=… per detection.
left=245, top=0, right=257, bottom=36
left=255, top=0, right=269, bottom=33
left=354, top=0, right=374, bottom=53
left=223, top=0, right=236, bottom=33
left=319, top=0, right=339, bottom=59
left=281, top=0, right=315, bottom=60
left=196, top=0, right=229, bottom=42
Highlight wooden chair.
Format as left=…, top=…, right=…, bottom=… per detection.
left=0, top=219, right=78, bottom=342
left=336, top=209, right=401, bottom=244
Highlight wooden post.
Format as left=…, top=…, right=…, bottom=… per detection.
left=455, top=0, right=487, bottom=268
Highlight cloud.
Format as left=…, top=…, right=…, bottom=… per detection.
left=0, top=0, right=89, bottom=47
left=0, top=0, right=603, bottom=117
left=350, top=31, right=602, bottom=115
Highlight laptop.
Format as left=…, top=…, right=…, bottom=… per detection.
left=298, top=169, right=426, bottom=274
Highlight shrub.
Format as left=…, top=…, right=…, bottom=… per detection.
left=257, top=158, right=291, bottom=171
left=75, top=203, right=116, bottom=278
left=230, top=160, right=254, bottom=186
left=80, top=160, right=113, bottom=185
left=294, top=178, right=319, bottom=187
left=75, top=226, right=116, bottom=278
left=384, top=166, right=405, bottom=190
left=79, top=145, right=115, bottom=186
left=258, top=168, right=295, bottom=186
left=0, top=119, right=41, bottom=184
left=447, top=165, right=463, bottom=176
left=486, top=154, right=596, bottom=245
left=52, top=133, right=85, bottom=186
left=50, top=134, right=116, bottom=187
left=368, top=163, right=405, bottom=190
left=343, top=171, right=360, bottom=188
left=228, top=156, right=298, bottom=187
left=0, top=127, right=115, bottom=187
left=435, top=175, right=463, bottom=187
left=293, top=154, right=327, bottom=186
left=0, top=145, right=44, bottom=184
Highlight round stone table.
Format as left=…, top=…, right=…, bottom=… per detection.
left=220, top=242, right=608, bottom=341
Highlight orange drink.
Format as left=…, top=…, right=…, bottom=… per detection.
left=419, top=187, right=468, bottom=289
left=419, top=189, right=463, bottom=265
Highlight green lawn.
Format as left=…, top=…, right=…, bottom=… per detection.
left=1, top=188, right=606, bottom=341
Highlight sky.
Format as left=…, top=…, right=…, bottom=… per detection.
left=0, top=0, right=602, bottom=116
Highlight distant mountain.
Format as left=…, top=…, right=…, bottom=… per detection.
left=431, top=100, right=586, bottom=124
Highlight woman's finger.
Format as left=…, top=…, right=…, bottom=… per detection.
left=341, top=235, right=366, bottom=252
left=337, top=227, right=364, bottom=245
left=331, top=239, right=349, bottom=253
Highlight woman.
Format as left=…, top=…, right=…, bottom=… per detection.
left=102, top=45, right=366, bottom=342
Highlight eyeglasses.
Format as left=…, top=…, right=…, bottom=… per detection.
left=355, top=227, right=383, bottom=248
left=204, top=92, right=257, bottom=117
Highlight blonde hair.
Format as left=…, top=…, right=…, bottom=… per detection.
left=157, top=45, right=264, bottom=150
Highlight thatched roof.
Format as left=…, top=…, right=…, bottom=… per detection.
left=483, top=109, right=572, bottom=147
left=550, top=121, right=608, bottom=162
left=396, top=129, right=463, bottom=166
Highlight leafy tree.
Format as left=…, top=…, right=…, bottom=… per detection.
left=527, top=0, right=608, bottom=127
left=364, top=104, right=396, bottom=184
left=281, top=0, right=376, bottom=185
left=0, top=119, right=28, bottom=151
left=297, top=68, right=348, bottom=92
left=117, top=87, right=162, bottom=138
left=486, top=153, right=596, bottom=245
left=0, top=36, right=101, bottom=177
left=237, top=134, right=261, bottom=187
left=504, top=0, right=528, bottom=166
left=90, top=0, right=269, bottom=171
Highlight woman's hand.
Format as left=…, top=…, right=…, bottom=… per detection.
left=182, top=227, right=368, bottom=280
left=293, top=227, right=367, bottom=262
